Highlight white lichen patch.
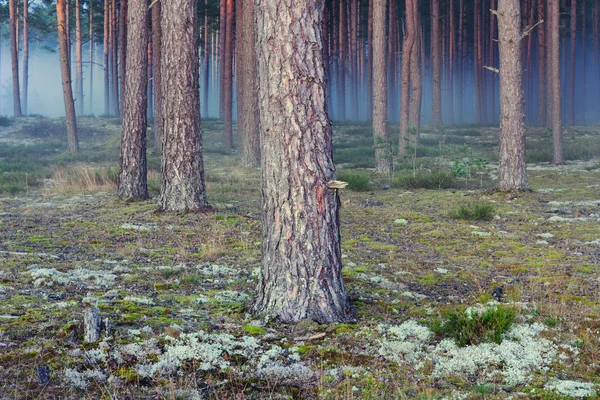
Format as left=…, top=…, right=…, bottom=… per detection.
left=119, top=223, right=157, bottom=231
left=196, top=263, right=239, bottom=277
left=27, top=266, right=117, bottom=288
left=123, top=296, right=155, bottom=306
left=64, top=368, right=107, bottom=389
left=255, top=345, right=315, bottom=383
left=213, top=290, right=251, bottom=303
left=378, top=320, right=573, bottom=387
left=544, top=379, right=597, bottom=398
left=537, top=233, right=555, bottom=239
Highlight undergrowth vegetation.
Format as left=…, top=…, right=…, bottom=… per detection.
left=0, top=118, right=599, bottom=399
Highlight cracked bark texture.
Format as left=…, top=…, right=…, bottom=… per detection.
left=496, top=0, right=528, bottom=191
left=372, top=0, right=391, bottom=174
left=252, top=0, right=355, bottom=324
left=159, top=0, right=208, bottom=212
left=118, top=0, right=148, bottom=200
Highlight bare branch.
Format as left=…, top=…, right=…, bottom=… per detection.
left=522, top=19, right=544, bottom=39
left=483, top=65, right=500, bottom=74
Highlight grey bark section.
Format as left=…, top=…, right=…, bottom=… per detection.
left=237, top=0, right=260, bottom=167
left=252, top=0, right=355, bottom=324
left=84, top=306, right=101, bottom=343
left=151, top=2, right=162, bottom=151
left=57, top=0, right=79, bottom=152
left=159, top=0, right=209, bottom=212
left=372, top=0, right=391, bottom=174
left=118, top=0, right=148, bottom=200
left=496, top=0, right=528, bottom=191
left=399, top=0, right=416, bottom=156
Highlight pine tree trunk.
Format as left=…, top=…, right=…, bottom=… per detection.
left=350, top=0, right=359, bottom=119
left=119, top=0, right=128, bottom=116
left=219, top=0, right=226, bottom=119
left=489, top=0, right=497, bottom=123
left=152, top=2, right=162, bottom=150
left=457, top=0, right=464, bottom=122
left=431, top=0, right=442, bottom=127
left=57, top=0, right=79, bottom=152
left=118, top=0, right=148, bottom=200
left=372, top=0, right=391, bottom=174
left=75, top=0, right=84, bottom=115
left=338, top=0, right=346, bottom=120
left=9, top=0, right=22, bottom=117
left=252, top=0, right=355, bottom=324
left=22, top=0, right=29, bottom=115
left=367, top=0, right=373, bottom=121
left=147, top=40, right=152, bottom=118
left=223, top=0, right=234, bottom=149
left=538, top=0, right=547, bottom=125
left=497, top=0, right=528, bottom=190
left=89, top=0, right=94, bottom=114
left=448, top=0, right=455, bottom=125
left=581, top=0, right=586, bottom=123
left=159, top=0, right=209, bottom=212
left=237, top=0, right=260, bottom=166
left=111, top=0, right=119, bottom=116
left=409, top=12, right=422, bottom=139
left=549, top=0, right=564, bottom=163
left=104, top=0, right=110, bottom=115
left=399, top=0, right=416, bottom=156
left=203, top=0, right=209, bottom=119
left=568, top=0, right=576, bottom=126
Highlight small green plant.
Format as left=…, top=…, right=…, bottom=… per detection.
left=336, top=170, right=372, bottom=192
left=449, top=201, right=495, bottom=221
left=431, top=305, right=517, bottom=347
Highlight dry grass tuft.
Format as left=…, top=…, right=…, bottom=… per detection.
left=47, top=164, right=118, bottom=195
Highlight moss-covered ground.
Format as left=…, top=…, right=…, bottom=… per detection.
left=0, top=117, right=599, bottom=399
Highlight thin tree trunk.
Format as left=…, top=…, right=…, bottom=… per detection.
left=119, top=0, right=128, bottom=116
left=367, top=0, right=373, bottom=120
left=538, top=0, right=547, bottom=125
left=104, top=0, right=109, bottom=115
left=399, top=0, right=416, bottom=156
left=57, top=0, right=79, bottom=152
left=111, top=0, right=119, bottom=116
left=568, top=0, right=576, bottom=125
left=457, top=0, right=464, bottom=122
left=219, top=0, right=226, bottom=119
left=203, top=0, right=209, bottom=118
left=549, top=0, right=563, bottom=163
left=373, top=0, right=391, bottom=174
left=350, top=0, right=359, bottom=118
left=89, top=0, right=94, bottom=114
left=9, top=0, right=22, bottom=117
left=75, top=0, right=83, bottom=115
left=151, top=1, right=162, bottom=150
left=489, top=0, right=497, bottom=123
left=431, top=0, right=442, bottom=127
left=338, top=0, right=346, bottom=120
left=497, top=0, right=528, bottom=190
left=147, top=40, right=153, bottom=119
left=22, top=0, right=28, bottom=115
left=448, top=0, right=455, bottom=125
left=409, top=12, right=422, bottom=139
left=581, top=0, right=586, bottom=123
left=237, top=0, right=259, bottom=166
left=159, top=0, right=209, bottom=212
left=118, top=0, right=148, bottom=200
left=253, top=0, right=355, bottom=324
left=474, top=0, right=483, bottom=124
left=223, top=0, right=234, bottom=149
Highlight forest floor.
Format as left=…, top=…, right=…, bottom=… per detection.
left=0, top=116, right=599, bottom=399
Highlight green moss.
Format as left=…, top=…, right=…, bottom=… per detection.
left=243, top=325, right=266, bottom=336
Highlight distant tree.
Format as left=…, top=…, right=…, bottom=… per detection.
left=57, top=0, right=79, bottom=152
left=118, top=0, right=127, bottom=115
left=9, top=0, right=22, bottom=117
left=252, top=0, right=355, bottom=324
left=431, top=0, right=442, bottom=127
left=236, top=0, right=259, bottom=166
left=495, top=0, right=528, bottom=191
left=75, top=0, right=83, bottom=115
left=549, top=0, right=564, bottom=164
left=399, top=0, right=416, bottom=156
left=117, top=0, right=148, bottom=200
left=104, top=0, right=110, bottom=115
left=22, top=0, right=29, bottom=115
left=222, top=0, right=233, bottom=149
left=372, top=0, right=391, bottom=174
left=159, top=0, right=209, bottom=212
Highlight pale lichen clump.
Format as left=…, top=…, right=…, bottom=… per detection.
left=544, top=379, right=597, bottom=398
left=64, top=368, right=107, bottom=389
left=255, top=345, right=315, bottom=383
left=27, top=265, right=117, bottom=288
left=378, top=320, right=576, bottom=387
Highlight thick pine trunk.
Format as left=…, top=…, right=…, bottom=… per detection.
left=253, top=0, right=355, bottom=324
left=549, top=0, right=563, bottom=163
left=159, top=0, right=208, bottom=212
left=57, top=0, right=79, bottom=152
left=223, top=0, right=234, bottom=149
left=118, top=0, right=148, bottom=200
left=9, top=0, right=22, bottom=117
left=372, top=0, right=391, bottom=174
left=431, top=0, right=442, bottom=127
left=399, top=0, right=416, bottom=156
left=151, top=2, right=162, bottom=150
left=408, top=13, right=422, bottom=140
left=76, top=0, right=84, bottom=115
left=497, top=0, right=528, bottom=191
left=237, top=0, right=260, bottom=166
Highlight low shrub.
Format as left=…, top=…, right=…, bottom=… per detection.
left=336, top=171, right=372, bottom=192
left=431, top=304, right=517, bottom=347
left=450, top=201, right=495, bottom=221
